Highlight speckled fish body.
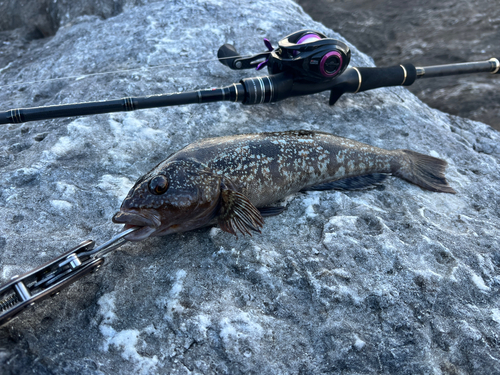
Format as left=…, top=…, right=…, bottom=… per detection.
left=166, top=131, right=405, bottom=206
left=113, top=130, right=454, bottom=240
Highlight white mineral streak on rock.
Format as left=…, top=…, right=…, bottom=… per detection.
left=301, top=191, right=321, bottom=218
left=42, top=119, right=93, bottom=162
left=98, top=291, right=118, bottom=325
left=492, top=309, right=500, bottom=325
left=157, top=269, right=187, bottom=321
left=98, top=174, right=134, bottom=200
left=56, top=181, right=77, bottom=198
left=98, top=292, right=159, bottom=374
left=50, top=199, right=73, bottom=211
left=354, top=335, right=366, bottom=351
left=470, top=272, right=490, bottom=292
left=219, top=310, right=265, bottom=357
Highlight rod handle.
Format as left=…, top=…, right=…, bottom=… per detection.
left=354, top=64, right=417, bottom=93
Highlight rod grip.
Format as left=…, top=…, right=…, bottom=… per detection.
left=355, top=64, right=417, bottom=92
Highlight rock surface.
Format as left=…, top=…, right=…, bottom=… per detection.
left=0, top=0, right=131, bottom=38
left=0, top=0, right=500, bottom=374
left=297, top=0, right=500, bottom=131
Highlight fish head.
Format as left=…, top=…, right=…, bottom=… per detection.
left=112, top=160, right=222, bottom=241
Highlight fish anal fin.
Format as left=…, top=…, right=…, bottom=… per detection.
left=258, top=206, right=286, bottom=217
left=218, top=189, right=264, bottom=236
left=302, top=173, right=389, bottom=191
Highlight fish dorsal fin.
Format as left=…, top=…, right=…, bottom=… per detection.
left=218, top=187, right=264, bottom=236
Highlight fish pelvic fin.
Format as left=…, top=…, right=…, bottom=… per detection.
left=217, top=188, right=264, bottom=236
left=394, top=150, right=456, bottom=194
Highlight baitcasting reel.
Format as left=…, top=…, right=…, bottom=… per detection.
left=217, top=29, right=351, bottom=83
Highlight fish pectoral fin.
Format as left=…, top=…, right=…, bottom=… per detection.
left=258, top=206, right=286, bottom=217
left=217, top=189, right=264, bottom=236
left=302, top=173, right=389, bottom=191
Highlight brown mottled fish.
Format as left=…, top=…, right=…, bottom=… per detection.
left=113, top=130, right=455, bottom=241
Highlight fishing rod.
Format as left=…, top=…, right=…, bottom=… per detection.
left=0, top=29, right=498, bottom=125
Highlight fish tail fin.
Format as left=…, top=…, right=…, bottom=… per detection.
left=393, top=150, right=456, bottom=194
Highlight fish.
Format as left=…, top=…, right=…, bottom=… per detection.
left=112, top=130, right=455, bottom=241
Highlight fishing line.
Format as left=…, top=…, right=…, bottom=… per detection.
left=0, top=54, right=256, bottom=89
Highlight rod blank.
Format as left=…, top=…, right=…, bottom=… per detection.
left=416, top=58, right=499, bottom=78
left=0, top=84, right=244, bottom=125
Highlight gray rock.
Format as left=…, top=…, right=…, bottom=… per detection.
left=0, top=0, right=134, bottom=37
left=0, top=0, right=499, bottom=374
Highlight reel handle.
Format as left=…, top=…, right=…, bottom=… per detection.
left=217, top=44, right=242, bottom=69
left=217, top=44, right=271, bottom=70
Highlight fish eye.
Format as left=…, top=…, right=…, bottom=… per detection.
left=149, top=175, right=169, bottom=195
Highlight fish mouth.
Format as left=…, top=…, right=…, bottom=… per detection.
left=112, top=210, right=162, bottom=241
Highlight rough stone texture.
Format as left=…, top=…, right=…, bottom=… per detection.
left=0, top=0, right=148, bottom=88
left=0, top=0, right=136, bottom=37
left=0, top=0, right=499, bottom=374
left=297, top=0, right=500, bottom=131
